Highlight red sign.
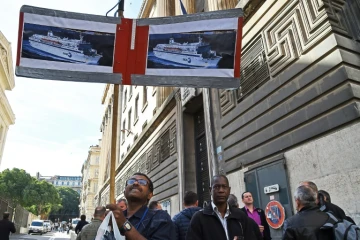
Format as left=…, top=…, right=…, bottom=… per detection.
left=265, top=201, right=285, bottom=229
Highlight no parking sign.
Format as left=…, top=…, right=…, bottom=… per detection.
left=265, top=201, right=285, bottom=229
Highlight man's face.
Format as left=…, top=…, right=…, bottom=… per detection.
left=242, top=192, right=254, bottom=205
left=124, top=175, right=153, bottom=203
left=117, top=201, right=127, bottom=211
left=210, top=176, right=231, bottom=205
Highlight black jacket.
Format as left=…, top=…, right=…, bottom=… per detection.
left=320, top=202, right=355, bottom=224
left=0, top=219, right=16, bottom=240
left=172, top=207, right=202, bottom=240
left=282, top=205, right=334, bottom=240
left=241, top=207, right=271, bottom=240
left=186, top=203, right=262, bottom=240
left=75, top=220, right=89, bottom=234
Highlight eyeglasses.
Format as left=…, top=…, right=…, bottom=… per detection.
left=126, top=178, right=149, bottom=187
left=212, top=184, right=229, bottom=191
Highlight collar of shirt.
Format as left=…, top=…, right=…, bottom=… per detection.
left=124, top=205, right=148, bottom=220
left=211, top=202, right=230, bottom=240
left=244, top=205, right=258, bottom=213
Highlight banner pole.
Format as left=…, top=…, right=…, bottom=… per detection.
left=110, top=83, right=119, bottom=204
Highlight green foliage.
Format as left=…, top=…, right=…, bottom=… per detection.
left=0, top=168, right=33, bottom=207
left=23, top=179, right=61, bottom=216
left=50, top=187, right=80, bottom=217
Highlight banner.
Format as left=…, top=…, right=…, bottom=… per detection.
left=16, top=6, right=243, bottom=88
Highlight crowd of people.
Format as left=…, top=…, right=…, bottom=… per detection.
left=71, top=172, right=358, bottom=240
left=0, top=172, right=358, bottom=240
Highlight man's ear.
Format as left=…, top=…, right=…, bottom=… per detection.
left=148, top=191, right=153, bottom=201
left=195, top=200, right=199, bottom=207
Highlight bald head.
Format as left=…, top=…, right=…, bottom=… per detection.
left=94, top=206, right=106, bottom=220
left=300, top=181, right=318, bottom=192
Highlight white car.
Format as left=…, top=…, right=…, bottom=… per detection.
left=28, top=220, right=46, bottom=235
left=71, top=218, right=80, bottom=230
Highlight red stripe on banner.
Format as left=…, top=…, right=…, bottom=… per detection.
left=113, top=18, right=132, bottom=84
left=16, top=12, right=24, bottom=66
left=134, top=25, right=149, bottom=75
left=234, top=17, right=243, bottom=78
left=124, top=19, right=135, bottom=85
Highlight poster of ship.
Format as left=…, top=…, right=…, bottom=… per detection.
left=147, top=30, right=236, bottom=69
left=22, top=23, right=115, bottom=67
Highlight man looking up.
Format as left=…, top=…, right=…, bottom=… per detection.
left=107, top=172, right=175, bottom=239
left=241, top=192, right=271, bottom=240
left=186, top=175, right=262, bottom=240
left=77, top=207, right=106, bottom=240
left=172, top=191, right=202, bottom=240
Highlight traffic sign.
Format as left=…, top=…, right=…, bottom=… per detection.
left=265, top=201, right=285, bottom=229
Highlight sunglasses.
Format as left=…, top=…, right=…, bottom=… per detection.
left=126, top=178, right=149, bottom=187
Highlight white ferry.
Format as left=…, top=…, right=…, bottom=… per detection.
left=153, top=37, right=221, bottom=68
left=29, top=31, right=102, bottom=64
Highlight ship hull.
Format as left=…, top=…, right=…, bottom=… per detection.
left=29, top=39, right=101, bottom=64
left=153, top=50, right=221, bottom=68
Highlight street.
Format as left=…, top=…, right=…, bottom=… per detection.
left=10, top=231, right=70, bottom=240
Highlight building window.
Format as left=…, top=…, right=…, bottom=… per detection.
left=128, top=108, right=132, bottom=135
left=142, top=86, right=148, bottom=111
left=122, top=120, right=126, bottom=143
left=67, top=182, right=69, bottom=185
left=134, top=95, right=139, bottom=125
left=95, top=156, right=99, bottom=164
left=62, top=182, right=64, bottom=185
left=72, top=182, right=75, bottom=185
left=123, top=89, right=127, bottom=110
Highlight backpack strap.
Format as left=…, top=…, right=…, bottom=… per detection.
left=320, top=212, right=338, bottom=229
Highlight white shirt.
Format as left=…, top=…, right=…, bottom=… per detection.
left=211, top=202, right=230, bottom=240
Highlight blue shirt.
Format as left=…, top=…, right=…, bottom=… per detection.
left=124, top=205, right=176, bottom=240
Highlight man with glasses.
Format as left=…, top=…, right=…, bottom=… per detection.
left=107, top=172, right=175, bottom=239
left=186, top=175, right=262, bottom=240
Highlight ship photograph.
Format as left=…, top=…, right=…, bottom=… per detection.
left=21, top=23, right=115, bottom=67
left=147, top=30, right=236, bottom=69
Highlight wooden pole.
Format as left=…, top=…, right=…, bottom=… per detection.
left=110, top=84, right=119, bottom=204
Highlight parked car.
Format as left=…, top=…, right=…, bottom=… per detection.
left=28, top=220, right=46, bottom=235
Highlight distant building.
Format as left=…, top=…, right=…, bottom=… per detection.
left=36, top=172, right=82, bottom=194
left=80, top=143, right=100, bottom=221
left=0, top=31, right=16, bottom=166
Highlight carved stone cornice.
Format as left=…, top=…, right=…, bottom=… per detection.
left=0, top=31, right=15, bottom=91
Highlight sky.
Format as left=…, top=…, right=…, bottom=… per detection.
left=0, top=0, right=142, bottom=177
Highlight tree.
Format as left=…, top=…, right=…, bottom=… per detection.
left=49, top=187, right=80, bottom=221
left=0, top=168, right=33, bottom=207
left=23, top=179, right=61, bottom=217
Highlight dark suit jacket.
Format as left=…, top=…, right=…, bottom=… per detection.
left=0, top=219, right=16, bottom=240
left=241, top=207, right=271, bottom=240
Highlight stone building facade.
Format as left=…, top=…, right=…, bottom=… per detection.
left=0, top=32, right=15, bottom=166
left=80, top=144, right=100, bottom=221
left=93, top=0, right=360, bottom=238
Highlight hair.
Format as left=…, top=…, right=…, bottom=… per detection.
left=241, top=191, right=251, bottom=199
left=94, top=206, right=106, bottom=218
left=80, top=215, right=86, bottom=221
left=148, top=201, right=159, bottom=210
left=131, top=172, right=154, bottom=192
left=228, top=194, right=239, bottom=208
left=300, top=181, right=318, bottom=192
left=117, top=198, right=128, bottom=206
left=184, top=191, right=198, bottom=206
left=318, top=190, right=331, bottom=203
left=211, top=174, right=229, bottom=187
left=294, top=185, right=317, bottom=206
left=3, top=212, right=10, bottom=220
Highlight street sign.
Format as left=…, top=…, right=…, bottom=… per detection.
left=265, top=200, right=286, bottom=229
left=16, top=5, right=243, bottom=88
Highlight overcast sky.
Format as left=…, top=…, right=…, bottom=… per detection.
left=0, top=0, right=142, bottom=177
